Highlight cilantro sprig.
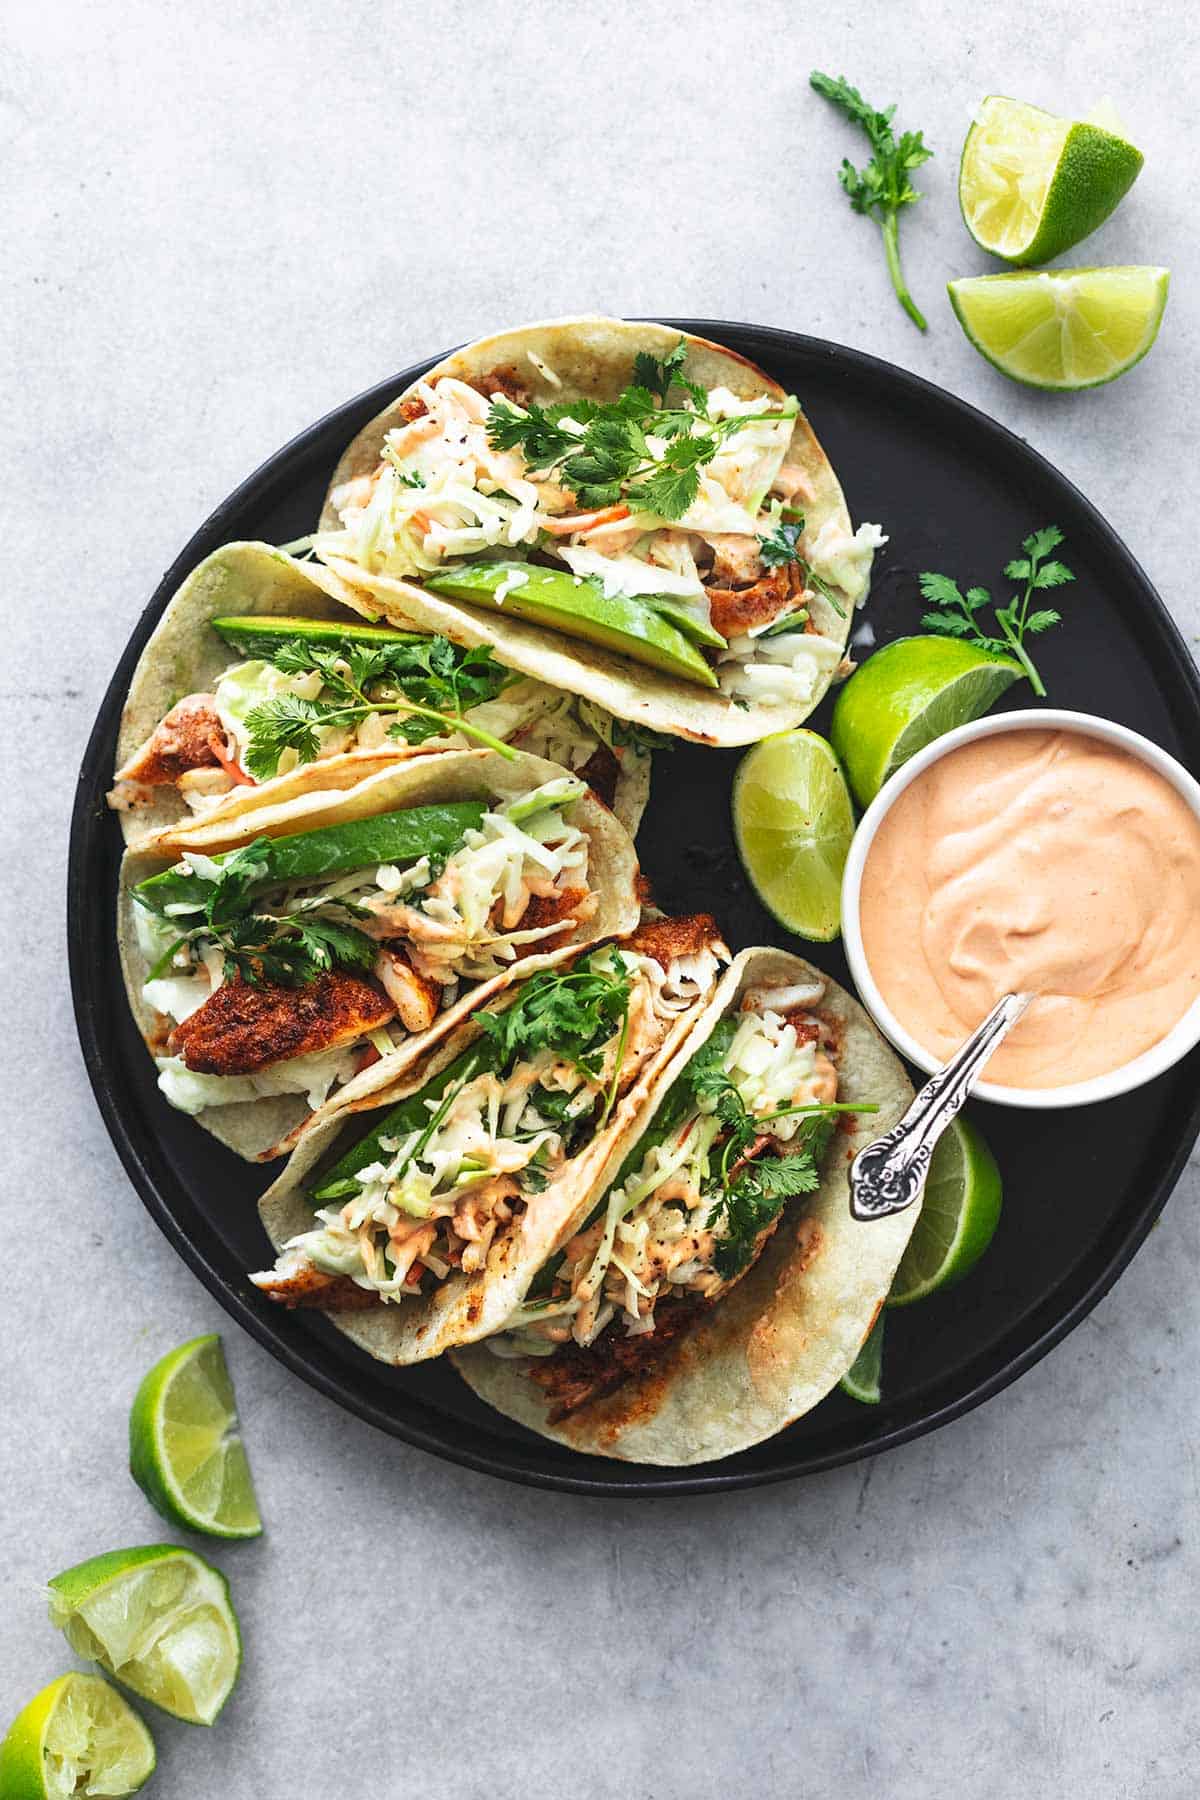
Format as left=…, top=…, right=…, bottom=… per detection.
left=214, top=911, right=377, bottom=987
left=139, top=838, right=379, bottom=988
left=809, top=71, right=932, bottom=331
left=485, top=341, right=793, bottom=520
left=758, top=517, right=804, bottom=570
left=685, top=1029, right=877, bottom=1277
left=243, top=635, right=514, bottom=778
left=920, top=526, right=1074, bottom=697
left=476, top=954, right=631, bottom=1125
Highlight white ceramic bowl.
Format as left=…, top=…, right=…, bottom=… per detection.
left=840, top=709, right=1200, bottom=1109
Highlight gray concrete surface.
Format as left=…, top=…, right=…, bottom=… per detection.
left=3, top=2, right=1198, bottom=1794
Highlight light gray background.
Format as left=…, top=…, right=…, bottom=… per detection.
left=3, top=2, right=1197, bottom=1795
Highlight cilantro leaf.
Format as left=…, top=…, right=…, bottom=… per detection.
left=632, top=340, right=706, bottom=409
left=243, top=634, right=512, bottom=776
left=215, top=911, right=375, bottom=987
left=708, top=1148, right=821, bottom=1277
left=1024, top=525, right=1065, bottom=560
left=810, top=71, right=932, bottom=330
left=920, top=526, right=1073, bottom=697
left=158, top=833, right=379, bottom=987
left=243, top=693, right=325, bottom=780
left=919, top=609, right=971, bottom=638
left=483, top=346, right=790, bottom=522
left=203, top=840, right=273, bottom=928
left=1032, top=561, right=1074, bottom=590
left=474, top=954, right=631, bottom=1078
left=486, top=398, right=579, bottom=467
left=291, top=917, right=377, bottom=975
left=627, top=458, right=700, bottom=521
left=759, top=519, right=804, bottom=569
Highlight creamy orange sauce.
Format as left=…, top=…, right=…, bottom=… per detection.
left=859, top=729, right=1200, bottom=1087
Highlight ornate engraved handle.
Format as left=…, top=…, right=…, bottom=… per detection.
left=850, top=993, right=1032, bottom=1221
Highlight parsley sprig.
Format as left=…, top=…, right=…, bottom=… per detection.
left=810, top=71, right=932, bottom=331
left=485, top=341, right=793, bottom=520
left=243, top=636, right=514, bottom=779
left=139, top=838, right=380, bottom=988
left=920, top=525, right=1074, bottom=697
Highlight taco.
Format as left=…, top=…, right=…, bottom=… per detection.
left=119, top=749, right=640, bottom=1161
left=453, top=947, right=917, bottom=1464
left=108, top=540, right=653, bottom=843
left=311, top=317, right=884, bottom=747
left=249, top=916, right=729, bottom=1363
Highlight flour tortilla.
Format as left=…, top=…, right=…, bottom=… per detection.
left=315, top=317, right=860, bottom=747
left=452, top=947, right=918, bottom=1465
left=254, top=953, right=711, bottom=1365
left=118, top=747, right=640, bottom=1161
left=113, top=539, right=650, bottom=845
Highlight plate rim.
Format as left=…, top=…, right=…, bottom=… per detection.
left=69, top=319, right=1200, bottom=1496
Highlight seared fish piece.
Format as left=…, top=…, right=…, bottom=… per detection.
left=113, top=693, right=226, bottom=788
left=169, top=970, right=394, bottom=1076
left=251, top=1248, right=382, bottom=1310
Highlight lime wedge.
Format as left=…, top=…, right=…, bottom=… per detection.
left=839, top=1312, right=885, bottom=1404
left=129, top=1334, right=262, bottom=1540
left=948, top=266, right=1170, bottom=390
left=887, top=1117, right=1002, bottom=1308
left=960, top=96, right=1143, bottom=265
left=830, top=636, right=1021, bottom=807
left=731, top=730, right=854, bottom=941
left=0, top=1673, right=155, bottom=1799
left=47, top=1546, right=242, bottom=1726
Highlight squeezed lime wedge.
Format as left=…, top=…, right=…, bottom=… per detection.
left=960, top=96, right=1143, bottom=264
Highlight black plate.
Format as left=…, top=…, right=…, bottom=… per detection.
left=69, top=321, right=1200, bottom=1495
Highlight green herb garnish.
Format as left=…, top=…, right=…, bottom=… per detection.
left=141, top=838, right=379, bottom=988
left=686, top=1029, right=875, bottom=1277
left=475, top=953, right=631, bottom=1081
left=605, top=716, right=676, bottom=755
left=809, top=71, right=932, bottom=332
left=243, top=635, right=514, bottom=777
left=486, top=341, right=794, bottom=520
left=758, top=518, right=805, bottom=569
left=920, top=525, right=1073, bottom=697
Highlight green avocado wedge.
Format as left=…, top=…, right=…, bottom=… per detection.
left=135, top=802, right=486, bottom=913
left=644, top=594, right=729, bottom=652
left=425, top=562, right=720, bottom=688
left=310, top=1041, right=501, bottom=1202
left=211, top=614, right=424, bottom=658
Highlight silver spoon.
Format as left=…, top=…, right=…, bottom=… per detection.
left=849, top=992, right=1032, bottom=1221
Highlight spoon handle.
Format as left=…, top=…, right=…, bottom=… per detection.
left=849, top=992, right=1032, bottom=1222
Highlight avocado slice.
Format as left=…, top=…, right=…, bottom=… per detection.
left=135, top=802, right=486, bottom=914
left=643, top=594, right=728, bottom=652
left=211, top=614, right=424, bottom=659
left=425, top=563, right=719, bottom=689
left=310, top=1039, right=502, bottom=1202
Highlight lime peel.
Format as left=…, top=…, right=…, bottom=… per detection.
left=831, top=636, right=1021, bottom=807
left=840, top=1311, right=885, bottom=1404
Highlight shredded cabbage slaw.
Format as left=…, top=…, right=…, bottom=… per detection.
left=315, top=365, right=886, bottom=700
